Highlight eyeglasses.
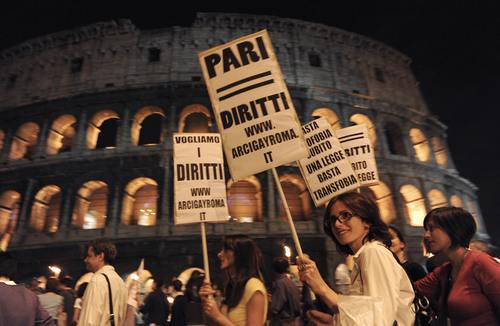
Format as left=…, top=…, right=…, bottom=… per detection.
left=330, top=211, right=355, bottom=224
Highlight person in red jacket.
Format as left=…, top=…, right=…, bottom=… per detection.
left=415, top=207, right=500, bottom=326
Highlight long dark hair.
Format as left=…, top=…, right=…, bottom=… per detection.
left=323, top=192, right=392, bottom=255
left=221, top=234, right=264, bottom=309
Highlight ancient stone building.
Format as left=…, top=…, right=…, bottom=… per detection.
left=0, top=13, right=487, bottom=284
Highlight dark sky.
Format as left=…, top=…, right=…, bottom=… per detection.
left=2, top=1, right=499, bottom=247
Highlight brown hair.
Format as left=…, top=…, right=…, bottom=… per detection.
left=88, top=238, right=117, bottom=264
left=323, top=192, right=392, bottom=255
left=222, top=235, right=264, bottom=309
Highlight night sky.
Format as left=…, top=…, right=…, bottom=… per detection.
left=2, top=1, right=499, bottom=249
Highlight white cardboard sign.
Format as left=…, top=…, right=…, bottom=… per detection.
left=298, top=118, right=360, bottom=207
left=198, top=29, right=308, bottom=180
left=173, top=133, right=229, bottom=224
left=334, top=124, right=379, bottom=186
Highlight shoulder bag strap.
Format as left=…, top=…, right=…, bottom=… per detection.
left=101, top=273, right=115, bottom=326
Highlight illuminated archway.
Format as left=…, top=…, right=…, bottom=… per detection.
left=72, top=180, right=108, bottom=229
left=178, top=104, right=212, bottom=133
left=409, top=128, right=431, bottom=162
left=9, top=122, right=40, bottom=160
left=278, top=174, right=312, bottom=221
left=365, top=182, right=396, bottom=224
left=122, top=177, right=158, bottom=226
left=350, top=114, right=377, bottom=149
left=428, top=189, right=448, bottom=210
left=227, top=176, right=262, bottom=222
left=400, top=184, right=427, bottom=226
left=86, top=110, right=120, bottom=149
left=450, top=194, right=463, bottom=208
left=131, top=106, right=165, bottom=146
left=29, top=185, right=61, bottom=232
left=47, top=114, right=77, bottom=155
left=311, top=108, right=341, bottom=130
left=431, top=137, right=448, bottom=168
left=0, top=190, right=21, bottom=235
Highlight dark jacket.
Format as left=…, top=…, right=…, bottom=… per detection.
left=139, top=288, right=170, bottom=326
left=0, top=283, right=56, bottom=326
left=170, top=294, right=188, bottom=326
left=270, top=274, right=302, bottom=319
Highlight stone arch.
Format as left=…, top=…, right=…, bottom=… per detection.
left=86, top=110, right=120, bottom=149
left=363, top=182, right=396, bottom=224
left=431, top=137, right=448, bottom=168
left=47, top=114, right=77, bottom=155
left=278, top=174, right=312, bottom=221
left=122, top=177, right=158, bottom=226
left=227, top=176, right=262, bottom=222
left=409, top=128, right=431, bottom=162
left=428, top=189, right=448, bottom=210
left=400, top=184, right=427, bottom=226
left=9, top=122, right=40, bottom=160
left=178, top=104, right=212, bottom=133
left=311, top=108, right=341, bottom=130
left=384, top=122, right=407, bottom=156
left=450, top=194, right=463, bottom=208
left=72, top=180, right=108, bottom=229
left=0, top=190, right=21, bottom=235
left=349, top=114, right=377, bottom=149
left=29, top=185, right=61, bottom=232
left=131, top=106, right=165, bottom=146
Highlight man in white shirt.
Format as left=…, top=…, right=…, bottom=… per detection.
left=79, top=238, right=128, bottom=326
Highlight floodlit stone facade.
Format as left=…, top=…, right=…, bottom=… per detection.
left=0, top=13, right=486, bottom=283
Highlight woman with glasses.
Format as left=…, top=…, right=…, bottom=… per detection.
left=199, top=234, right=268, bottom=326
left=297, top=192, right=415, bottom=325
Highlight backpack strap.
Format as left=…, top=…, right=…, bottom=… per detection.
left=101, top=273, right=115, bottom=326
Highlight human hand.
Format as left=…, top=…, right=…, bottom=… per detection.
left=306, top=309, right=334, bottom=326
left=297, top=255, right=327, bottom=294
left=199, top=282, right=216, bottom=302
left=202, top=295, right=222, bottom=321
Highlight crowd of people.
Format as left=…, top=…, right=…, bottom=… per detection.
left=1, top=191, right=499, bottom=326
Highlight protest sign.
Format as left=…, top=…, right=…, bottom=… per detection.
left=298, top=118, right=360, bottom=207
left=198, top=29, right=308, bottom=180
left=335, top=124, right=379, bottom=186
left=173, top=133, right=229, bottom=224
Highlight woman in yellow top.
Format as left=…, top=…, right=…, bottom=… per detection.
left=200, top=234, right=268, bottom=326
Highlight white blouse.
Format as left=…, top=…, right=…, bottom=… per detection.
left=337, top=241, right=415, bottom=326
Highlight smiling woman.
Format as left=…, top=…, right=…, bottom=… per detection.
left=297, top=192, right=415, bottom=326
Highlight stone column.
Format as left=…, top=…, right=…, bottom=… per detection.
left=34, top=118, right=50, bottom=158
left=118, top=105, right=131, bottom=150
left=159, top=150, right=171, bottom=224
left=74, top=110, right=88, bottom=152
left=266, top=170, right=276, bottom=220
left=166, top=103, right=177, bottom=148
left=0, top=129, right=13, bottom=162
left=108, top=178, right=121, bottom=230
left=17, top=178, right=37, bottom=231
left=387, top=173, right=406, bottom=227
left=59, top=184, right=75, bottom=230
left=418, top=177, right=432, bottom=214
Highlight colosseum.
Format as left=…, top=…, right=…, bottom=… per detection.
left=0, top=12, right=488, bottom=284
